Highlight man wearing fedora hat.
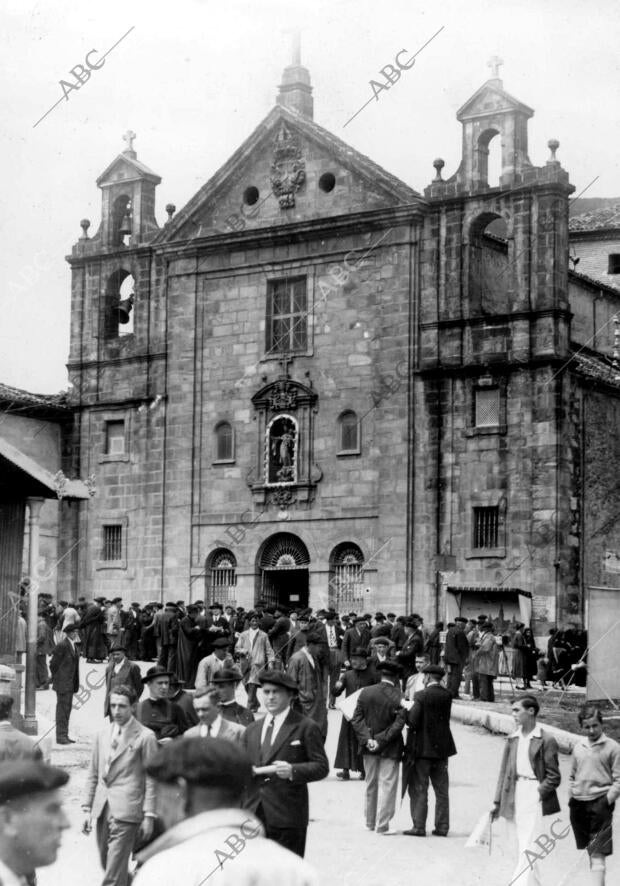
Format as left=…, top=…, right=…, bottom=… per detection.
left=211, top=667, right=255, bottom=727
left=168, top=676, right=199, bottom=728
left=379, top=664, right=457, bottom=837
left=242, top=669, right=329, bottom=857
left=136, top=667, right=189, bottom=741
left=49, top=621, right=81, bottom=744
left=351, top=660, right=404, bottom=834
left=104, top=643, right=143, bottom=718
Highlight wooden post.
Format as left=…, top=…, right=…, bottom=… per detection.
left=23, top=497, right=45, bottom=734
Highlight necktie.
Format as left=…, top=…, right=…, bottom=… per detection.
left=200, top=724, right=211, bottom=737
left=261, top=716, right=274, bottom=763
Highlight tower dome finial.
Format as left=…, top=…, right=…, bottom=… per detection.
left=277, top=31, right=313, bottom=119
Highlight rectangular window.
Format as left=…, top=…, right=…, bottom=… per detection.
left=608, top=254, right=620, bottom=275
left=472, top=507, right=499, bottom=549
left=102, top=525, right=123, bottom=561
left=105, top=420, right=125, bottom=455
left=266, top=277, right=307, bottom=354
left=474, top=387, right=500, bottom=427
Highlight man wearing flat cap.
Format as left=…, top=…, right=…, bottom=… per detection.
left=287, top=628, right=328, bottom=741
left=341, top=616, right=371, bottom=668
left=49, top=621, right=81, bottom=744
left=351, top=660, right=404, bottom=834
left=379, top=664, right=457, bottom=836
left=0, top=760, right=70, bottom=884
left=134, top=738, right=317, bottom=886
left=235, top=612, right=275, bottom=713
left=242, top=669, right=329, bottom=857
left=195, top=636, right=234, bottom=693
left=104, top=643, right=143, bottom=718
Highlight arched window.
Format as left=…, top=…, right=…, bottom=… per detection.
left=205, top=549, right=237, bottom=606
left=338, top=410, right=360, bottom=454
left=329, top=543, right=365, bottom=610
left=112, top=194, right=132, bottom=247
left=214, top=421, right=234, bottom=462
left=469, top=213, right=509, bottom=315
left=104, top=269, right=135, bottom=339
left=476, top=129, right=501, bottom=188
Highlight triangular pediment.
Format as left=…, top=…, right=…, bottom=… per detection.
left=457, top=80, right=534, bottom=121
left=156, top=105, right=421, bottom=244
left=96, top=153, right=161, bottom=188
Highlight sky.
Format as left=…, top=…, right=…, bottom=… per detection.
left=1, top=0, right=619, bottom=393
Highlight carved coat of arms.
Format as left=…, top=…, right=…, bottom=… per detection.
left=270, top=123, right=306, bottom=209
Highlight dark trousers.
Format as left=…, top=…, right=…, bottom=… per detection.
left=55, top=690, right=73, bottom=740
left=479, top=673, right=495, bottom=702
left=446, top=663, right=463, bottom=698
left=410, top=757, right=450, bottom=834
left=158, top=644, right=177, bottom=674
left=246, top=683, right=259, bottom=711
left=328, top=650, right=341, bottom=703
left=36, top=654, right=50, bottom=688
left=471, top=672, right=480, bottom=699
left=264, top=823, right=307, bottom=857
left=569, top=795, right=615, bottom=856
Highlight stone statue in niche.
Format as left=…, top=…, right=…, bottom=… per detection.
left=268, top=417, right=297, bottom=484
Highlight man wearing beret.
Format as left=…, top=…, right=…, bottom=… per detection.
left=134, top=737, right=318, bottom=885
left=351, top=660, right=404, bottom=834
left=242, top=669, right=329, bottom=857
left=380, top=664, right=457, bottom=836
left=136, top=667, right=189, bottom=740
left=287, top=629, right=328, bottom=741
left=49, top=621, right=81, bottom=744
left=84, top=684, right=159, bottom=886
left=0, top=761, right=70, bottom=884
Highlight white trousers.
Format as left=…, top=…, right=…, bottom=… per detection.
left=511, top=778, right=544, bottom=886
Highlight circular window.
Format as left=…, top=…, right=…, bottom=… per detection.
left=319, top=172, right=336, bottom=193
left=243, top=186, right=259, bottom=206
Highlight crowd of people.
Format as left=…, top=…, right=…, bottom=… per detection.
left=5, top=594, right=611, bottom=886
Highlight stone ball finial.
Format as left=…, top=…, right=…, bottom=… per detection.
left=433, top=158, right=445, bottom=182
left=80, top=219, right=90, bottom=239
left=165, top=203, right=176, bottom=221
left=547, top=139, right=560, bottom=163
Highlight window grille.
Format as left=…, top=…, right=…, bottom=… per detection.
left=102, top=525, right=123, bottom=561
left=339, top=411, right=359, bottom=451
left=266, top=277, right=307, bottom=354
left=330, top=545, right=365, bottom=610
left=472, top=507, right=499, bottom=549
left=206, top=550, right=237, bottom=606
left=474, top=387, right=500, bottom=427
left=608, top=254, right=620, bottom=275
left=105, top=420, right=125, bottom=455
left=215, top=422, right=233, bottom=461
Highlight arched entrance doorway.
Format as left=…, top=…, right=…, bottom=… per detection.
left=256, top=533, right=310, bottom=610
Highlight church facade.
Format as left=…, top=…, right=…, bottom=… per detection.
left=59, top=58, right=620, bottom=634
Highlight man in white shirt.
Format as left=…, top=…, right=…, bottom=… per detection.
left=83, top=685, right=159, bottom=886
left=185, top=688, right=245, bottom=744
left=134, top=737, right=317, bottom=886
left=492, top=695, right=561, bottom=886
left=0, top=760, right=70, bottom=886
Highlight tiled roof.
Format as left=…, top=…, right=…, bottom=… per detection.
left=569, top=203, right=620, bottom=232
left=572, top=351, right=620, bottom=388
left=0, top=382, right=70, bottom=412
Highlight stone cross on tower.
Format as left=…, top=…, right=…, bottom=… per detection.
left=122, top=129, right=136, bottom=154
left=487, top=56, right=503, bottom=80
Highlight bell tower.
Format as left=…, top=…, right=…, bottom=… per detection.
left=95, top=131, right=161, bottom=249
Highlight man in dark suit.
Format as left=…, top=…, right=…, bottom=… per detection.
left=212, top=667, right=255, bottom=727
left=395, top=617, right=425, bottom=682
left=341, top=616, right=371, bottom=667
left=351, top=660, right=404, bottom=835
left=103, top=643, right=143, bottom=717
left=381, top=664, right=457, bottom=836
left=443, top=617, right=469, bottom=698
left=49, top=621, right=81, bottom=744
left=242, top=668, right=329, bottom=857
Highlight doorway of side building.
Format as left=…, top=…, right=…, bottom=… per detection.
left=257, top=533, right=310, bottom=610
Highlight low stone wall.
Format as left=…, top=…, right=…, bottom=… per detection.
left=451, top=702, right=579, bottom=754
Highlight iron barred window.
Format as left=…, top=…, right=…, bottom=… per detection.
left=102, top=525, right=123, bottom=561
left=472, top=507, right=499, bottom=549
left=266, top=277, right=307, bottom=354
left=474, top=387, right=500, bottom=427
left=206, top=550, right=237, bottom=606
left=105, top=420, right=125, bottom=454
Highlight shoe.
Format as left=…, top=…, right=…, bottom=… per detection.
left=359, top=773, right=365, bottom=781
left=432, top=830, right=448, bottom=836
left=56, top=739, right=72, bottom=745
left=377, top=828, right=398, bottom=835
left=403, top=828, right=426, bottom=836
left=336, top=770, right=350, bottom=780
left=365, top=825, right=374, bottom=831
